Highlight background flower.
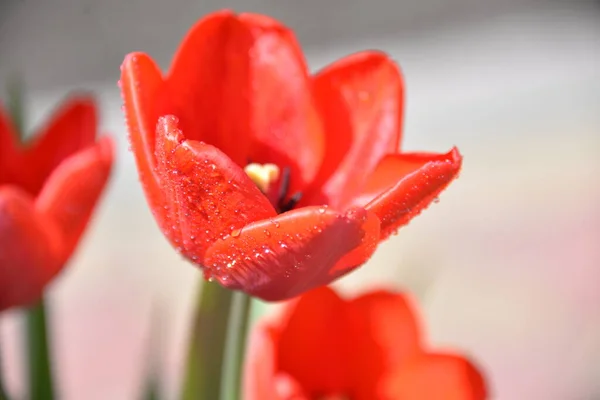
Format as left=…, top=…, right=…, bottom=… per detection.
left=0, top=96, right=113, bottom=311
left=244, top=287, right=486, bottom=399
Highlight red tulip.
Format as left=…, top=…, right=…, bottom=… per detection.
left=120, top=10, right=462, bottom=301
left=0, top=96, right=113, bottom=311
left=244, top=287, right=487, bottom=400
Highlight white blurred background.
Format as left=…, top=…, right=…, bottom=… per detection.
left=1, top=0, right=599, bottom=399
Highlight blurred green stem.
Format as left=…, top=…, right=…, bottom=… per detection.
left=219, top=292, right=252, bottom=400
left=25, top=298, right=54, bottom=400
left=181, top=281, right=233, bottom=400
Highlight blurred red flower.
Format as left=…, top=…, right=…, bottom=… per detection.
left=120, top=10, right=462, bottom=301
left=244, top=287, right=487, bottom=400
left=0, top=96, right=113, bottom=311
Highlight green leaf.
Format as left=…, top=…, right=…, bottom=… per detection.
left=6, top=77, right=25, bottom=141
left=142, top=378, right=161, bottom=400
left=140, top=302, right=165, bottom=400
left=0, top=342, right=11, bottom=400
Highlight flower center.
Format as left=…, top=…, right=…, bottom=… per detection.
left=244, top=162, right=280, bottom=193
left=244, top=163, right=302, bottom=214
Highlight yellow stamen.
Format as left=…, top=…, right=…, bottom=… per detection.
left=244, top=163, right=280, bottom=193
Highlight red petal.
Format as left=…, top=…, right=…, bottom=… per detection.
left=384, top=353, right=488, bottom=400
left=120, top=52, right=169, bottom=228
left=203, top=206, right=380, bottom=301
left=345, top=291, right=422, bottom=399
left=167, top=11, right=324, bottom=191
left=275, top=287, right=350, bottom=395
left=364, top=148, right=462, bottom=240
left=154, top=115, right=276, bottom=261
left=21, top=96, right=98, bottom=195
left=0, top=187, right=62, bottom=311
left=35, top=137, right=114, bottom=256
left=0, top=105, right=19, bottom=186
left=305, top=52, right=403, bottom=209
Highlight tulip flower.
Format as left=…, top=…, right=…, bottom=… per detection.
left=244, top=287, right=487, bottom=400
left=0, top=96, right=113, bottom=311
left=120, top=10, right=462, bottom=301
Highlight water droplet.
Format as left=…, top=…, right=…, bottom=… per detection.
left=264, top=229, right=271, bottom=237
left=318, top=206, right=327, bottom=214
left=433, top=197, right=440, bottom=204
left=274, top=221, right=280, bottom=228
left=231, top=229, right=241, bottom=238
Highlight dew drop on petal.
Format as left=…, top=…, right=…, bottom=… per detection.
left=231, top=229, right=241, bottom=238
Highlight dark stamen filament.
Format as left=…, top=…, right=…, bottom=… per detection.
left=275, top=167, right=302, bottom=214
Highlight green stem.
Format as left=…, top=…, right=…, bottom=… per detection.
left=219, top=292, right=252, bottom=400
left=25, top=298, right=55, bottom=400
left=181, top=281, right=234, bottom=400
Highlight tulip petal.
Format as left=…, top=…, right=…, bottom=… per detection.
left=0, top=187, right=62, bottom=311
left=203, top=206, right=380, bottom=301
left=154, top=115, right=276, bottom=261
left=346, top=291, right=422, bottom=399
left=276, top=287, right=350, bottom=395
left=385, top=353, right=487, bottom=400
left=35, top=137, right=114, bottom=255
left=306, top=52, right=403, bottom=209
left=121, top=52, right=169, bottom=220
left=0, top=106, right=19, bottom=185
left=21, top=96, right=98, bottom=196
left=167, top=11, right=324, bottom=191
left=363, top=148, right=462, bottom=239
